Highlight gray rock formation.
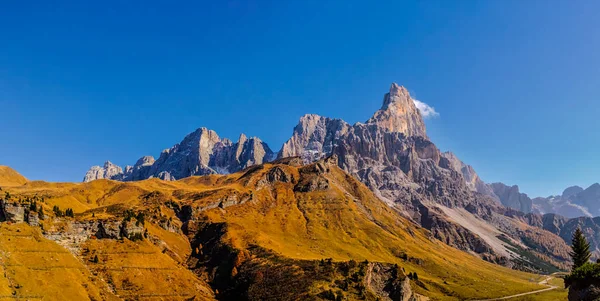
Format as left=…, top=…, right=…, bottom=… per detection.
left=0, top=199, right=25, bottom=223
left=84, top=128, right=274, bottom=182
left=279, top=114, right=350, bottom=162
left=490, top=183, right=533, bottom=213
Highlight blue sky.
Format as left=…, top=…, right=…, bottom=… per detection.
left=1, top=1, right=599, bottom=198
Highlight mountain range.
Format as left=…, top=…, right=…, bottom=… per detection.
left=83, top=83, right=595, bottom=272
left=2, top=83, right=592, bottom=300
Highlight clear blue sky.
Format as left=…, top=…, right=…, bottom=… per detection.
left=1, top=1, right=599, bottom=198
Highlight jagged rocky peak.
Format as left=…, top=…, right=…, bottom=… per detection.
left=366, top=83, right=427, bottom=137
left=83, top=161, right=124, bottom=182
left=83, top=127, right=274, bottom=182
left=278, top=114, right=350, bottom=162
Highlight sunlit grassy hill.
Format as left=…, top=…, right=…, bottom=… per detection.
left=0, top=157, right=563, bottom=300
left=0, top=166, right=27, bottom=187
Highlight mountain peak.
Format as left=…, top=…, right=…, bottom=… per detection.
left=383, top=83, right=410, bottom=108
left=366, top=83, right=427, bottom=137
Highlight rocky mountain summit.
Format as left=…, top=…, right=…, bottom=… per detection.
left=84, top=128, right=274, bottom=182
left=276, top=83, right=570, bottom=271
left=365, top=83, right=428, bottom=137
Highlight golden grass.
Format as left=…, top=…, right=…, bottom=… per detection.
left=0, top=223, right=116, bottom=300
left=0, top=162, right=562, bottom=300
left=82, top=238, right=214, bottom=300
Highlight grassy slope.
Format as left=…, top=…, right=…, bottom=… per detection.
left=0, top=166, right=27, bottom=187
left=197, top=163, right=548, bottom=300
left=0, top=223, right=117, bottom=300
left=1, top=162, right=555, bottom=300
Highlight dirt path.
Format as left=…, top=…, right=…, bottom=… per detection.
left=472, top=275, right=559, bottom=301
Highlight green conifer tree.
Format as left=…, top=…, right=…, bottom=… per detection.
left=570, top=228, right=591, bottom=270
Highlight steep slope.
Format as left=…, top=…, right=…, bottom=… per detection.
left=1, top=161, right=552, bottom=300
left=0, top=166, right=28, bottom=187
left=84, top=128, right=274, bottom=182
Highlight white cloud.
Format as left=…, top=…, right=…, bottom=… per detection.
left=413, top=99, right=439, bottom=118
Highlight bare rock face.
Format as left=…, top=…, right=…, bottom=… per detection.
left=366, top=83, right=427, bottom=138
left=0, top=200, right=26, bottom=223
left=83, top=128, right=275, bottom=182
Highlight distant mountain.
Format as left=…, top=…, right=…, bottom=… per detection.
left=84, top=129, right=274, bottom=182
left=532, top=184, right=600, bottom=218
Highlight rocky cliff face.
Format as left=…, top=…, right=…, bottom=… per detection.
left=84, top=128, right=274, bottom=182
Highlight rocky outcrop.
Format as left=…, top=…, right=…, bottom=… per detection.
left=84, top=129, right=275, bottom=182
left=0, top=200, right=26, bottom=223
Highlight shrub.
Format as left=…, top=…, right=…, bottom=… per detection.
left=565, top=262, right=600, bottom=288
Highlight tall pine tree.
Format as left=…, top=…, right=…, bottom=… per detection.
left=570, top=228, right=591, bottom=270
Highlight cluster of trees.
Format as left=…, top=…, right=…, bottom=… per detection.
left=52, top=205, right=74, bottom=217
